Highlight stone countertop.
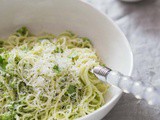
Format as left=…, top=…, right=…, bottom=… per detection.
left=85, top=0, right=160, bottom=120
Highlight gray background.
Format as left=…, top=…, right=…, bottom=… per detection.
left=85, top=0, right=160, bottom=120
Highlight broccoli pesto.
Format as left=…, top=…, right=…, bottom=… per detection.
left=0, top=27, right=108, bottom=120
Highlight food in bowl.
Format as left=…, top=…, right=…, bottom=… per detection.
left=0, top=27, right=109, bottom=120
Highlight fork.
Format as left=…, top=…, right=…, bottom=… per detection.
left=93, top=66, right=160, bottom=105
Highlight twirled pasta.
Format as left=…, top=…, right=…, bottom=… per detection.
left=0, top=27, right=109, bottom=120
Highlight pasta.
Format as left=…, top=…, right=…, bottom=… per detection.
left=0, top=27, right=109, bottom=120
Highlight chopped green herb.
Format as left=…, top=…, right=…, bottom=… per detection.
left=14, top=56, right=21, bottom=64
left=0, top=56, right=3, bottom=63
left=10, top=81, right=16, bottom=89
left=54, top=47, right=63, bottom=53
left=0, top=41, right=4, bottom=47
left=82, top=37, right=90, bottom=42
left=101, top=64, right=106, bottom=67
left=39, top=95, right=48, bottom=102
left=53, top=65, right=60, bottom=73
left=8, top=101, right=18, bottom=111
left=16, top=26, right=29, bottom=36
left=0, top=56, right=7, bottom=71
left=0, top=82, right=3, bottom=87
left=20, top=46, right=29, bottom=52
left=0, top=112, right=15, bottom=120
left=67, top=85, right=76, bottom=94
left=10, top=81, right=18, bottom=93
left=60, top=85, right=65, bottom=89
left=67, top=31, right=75, bottom=36
left=0, top=48, right=5, bottom=53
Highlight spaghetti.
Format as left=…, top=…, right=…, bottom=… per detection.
left=0, top=27, right=109, bottom=120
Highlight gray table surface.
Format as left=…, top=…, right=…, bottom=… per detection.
left=85, top=0, right=160, bottom=120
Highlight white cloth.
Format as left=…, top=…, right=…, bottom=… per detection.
left=85, top=0, right=160, bottom=120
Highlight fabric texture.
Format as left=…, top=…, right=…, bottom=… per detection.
left=85, top=0, right=160, bottom=120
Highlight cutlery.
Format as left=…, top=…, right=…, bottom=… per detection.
left=93, top=66, right=160, bottom=105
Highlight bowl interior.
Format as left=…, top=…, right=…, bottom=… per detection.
left=0, top=0, right=133, bottom=120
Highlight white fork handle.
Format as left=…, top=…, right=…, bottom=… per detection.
left=93, top=66, right=160, bottom=105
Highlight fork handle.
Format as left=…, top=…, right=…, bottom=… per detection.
left=93, top=66, right=160, bottom=105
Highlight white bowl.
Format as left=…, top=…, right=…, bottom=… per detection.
left=0, top=0, right=133, bottom=120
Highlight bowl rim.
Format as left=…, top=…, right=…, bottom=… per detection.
left=79, top=0, right=133, bottom=75
left=77, top=0, right=133, bottom=119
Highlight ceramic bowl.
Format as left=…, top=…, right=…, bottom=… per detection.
left=0, top=0, right=133, bottom=119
